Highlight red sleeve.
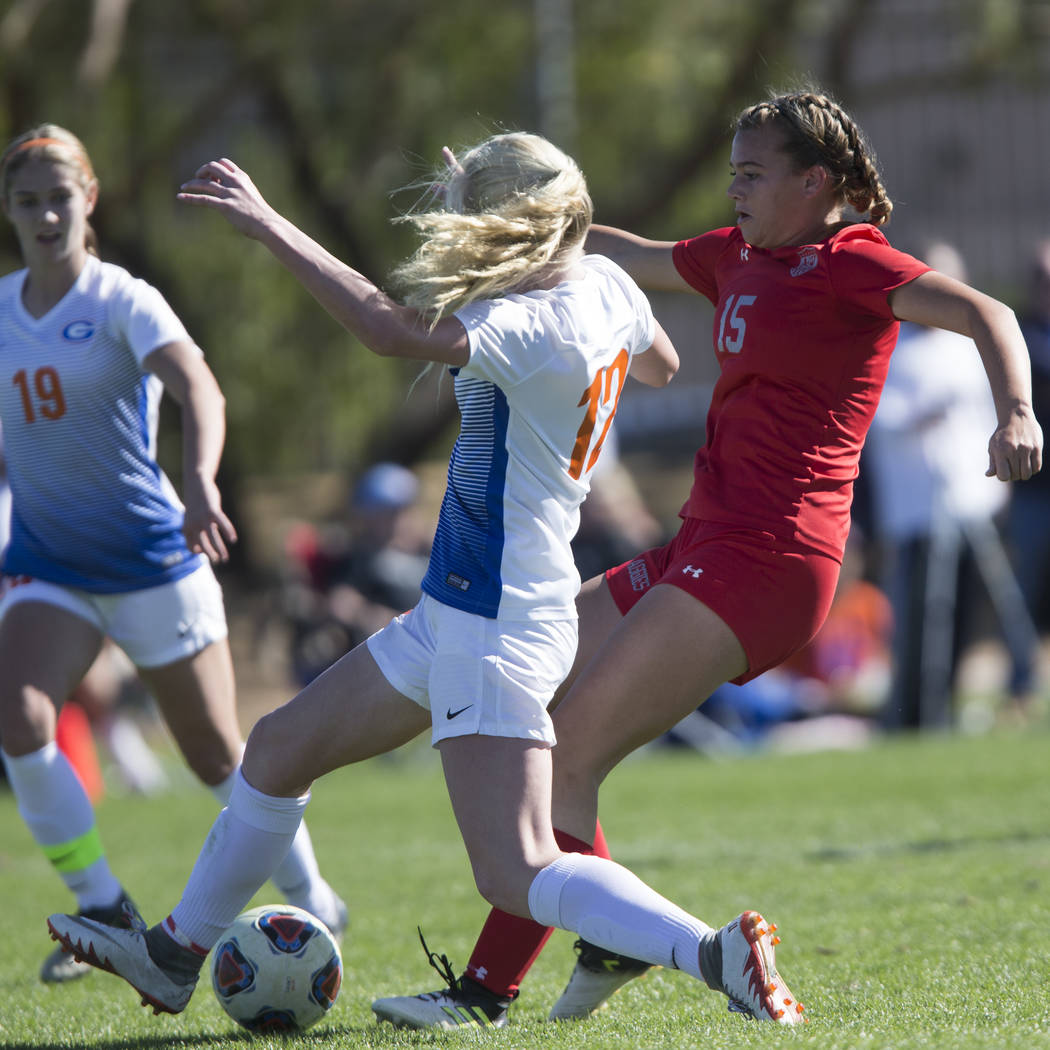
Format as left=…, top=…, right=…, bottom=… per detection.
left=827, top=226, right=931, bottom=317
left=672, top=227, right=738, bottom=305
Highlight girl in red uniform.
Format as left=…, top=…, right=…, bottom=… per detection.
left=373, top=89, right=1042, bottom=1028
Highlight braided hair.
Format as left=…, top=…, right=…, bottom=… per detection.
left=736, top=91, right=892, bottom=226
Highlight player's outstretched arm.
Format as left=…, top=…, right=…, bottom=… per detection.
left=178, top=159, right=469, bottom=367
left=889, top=269, right=1043, bottom=482
left=584, top=225, right=688, bottom=293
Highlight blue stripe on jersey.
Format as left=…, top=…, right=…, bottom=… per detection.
left=422, top=377, right=509, bottom=617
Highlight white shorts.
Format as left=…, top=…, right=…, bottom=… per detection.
left=367, top=593, right=577, bottom=747
left=0, top=562, right=228, bottom=669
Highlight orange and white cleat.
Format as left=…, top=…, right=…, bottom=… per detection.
left=718, top=911, right=805, bottom=1024
left=46, top=914, right=197, bottom=1015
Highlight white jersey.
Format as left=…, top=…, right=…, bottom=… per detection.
left=422, top=254, right=656, bottom=621
left=0, top=254, right=203, bottom=592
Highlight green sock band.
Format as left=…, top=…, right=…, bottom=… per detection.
left=42, top=826, right=105, bottom=874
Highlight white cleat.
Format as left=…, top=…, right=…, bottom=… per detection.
left=718, top=911, right=805, bottom=1024
left=46, top=914, right=197, bottom=1015
left=40, top=890, right=144, bottom=985
left=549, top=939, right=652, bottom=1020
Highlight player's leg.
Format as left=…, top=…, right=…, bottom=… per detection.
left=123, top=566, right=340, bottom=936
left=48, top=640, right=430, bottom=1013
left=439, top=735, right=803, bottom=1025
left=371, top=574, right=634, bottom=1025
left=540, top=571, right=816, bottom=1024
left=390, top=583, right=789, bottom=1024
left=0, top=592, right=142, bottom=982
left=551, top=582, right=747, bottom=842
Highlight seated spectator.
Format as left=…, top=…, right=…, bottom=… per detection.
left=283, top=463, right=431, bottom=685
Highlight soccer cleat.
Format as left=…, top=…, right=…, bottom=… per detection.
left=46, top=914, right=197, bottom=1015
left=549, top=939, right=653, bottom=1020
left=40, top=890, right=145, bottom=984
left=717, top=911, right=805, bottom=1024
left=372, top=929, right=512, bottom=1029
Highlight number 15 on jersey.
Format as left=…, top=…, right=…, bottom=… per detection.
left=716, top=294, right=756, bottom=355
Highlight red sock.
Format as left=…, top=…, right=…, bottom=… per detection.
left=464, top=818, right=612, bottom=998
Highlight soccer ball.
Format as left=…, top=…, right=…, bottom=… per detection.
left=210, top=904, right=343, bottom=1033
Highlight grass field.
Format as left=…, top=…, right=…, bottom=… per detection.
left=2, top=726, right=1049, bottom=1049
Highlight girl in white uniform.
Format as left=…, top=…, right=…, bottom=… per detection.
left=49, top=133, right=775, bottom=1026
left=0, top=125, right=345, bottom=984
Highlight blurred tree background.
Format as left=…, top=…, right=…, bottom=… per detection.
left=2, top=0, right=1048, bottom=577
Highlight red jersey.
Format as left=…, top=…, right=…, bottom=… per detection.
left=672, top=223, right=930, bottom=561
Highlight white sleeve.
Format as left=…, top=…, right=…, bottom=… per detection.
left=455, top=297, right=550, bottom=389
left=109, top=272, right=197, bottom=366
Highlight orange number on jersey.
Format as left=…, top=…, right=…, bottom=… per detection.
left=568, top=348, right=630, bottom=480
left=12, top=366, right=67, bottom=422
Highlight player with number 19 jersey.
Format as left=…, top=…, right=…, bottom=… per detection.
left=422, top=253, right=655, bottom=621
left=673, top=223, right=930, bottom=561
left=0, top=254, right=203, bottom=592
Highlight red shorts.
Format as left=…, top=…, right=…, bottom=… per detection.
left=605, top=517, right=840, bottom=684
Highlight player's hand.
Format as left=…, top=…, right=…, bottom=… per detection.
left=987, top=406, right=1043, bottom=481
left=177, top=158, right=274, bottom=240
left=181, top=475, right=238, bottom=563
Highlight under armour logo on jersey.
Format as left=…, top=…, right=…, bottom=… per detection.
left=740, top=247, right=750, bottom=262
left=682, top=565, right=704, bottom=578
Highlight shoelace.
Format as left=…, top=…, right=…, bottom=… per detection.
left=417, top=926, right=463, bottom=995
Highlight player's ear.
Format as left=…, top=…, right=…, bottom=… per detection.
left=801, top=165, right=830, bottom=199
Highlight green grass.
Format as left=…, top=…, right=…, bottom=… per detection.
left=2, top=727, right=1050, bottom=1049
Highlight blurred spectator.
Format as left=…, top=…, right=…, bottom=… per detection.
left=1006, top=240, right=1050, bottom=701
left=283, top=462, right=431, bottom=685
left=865, top=241, right=1038, bottom=730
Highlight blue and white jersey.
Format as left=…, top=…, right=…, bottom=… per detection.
left=0, top=255, right=203, bottom=593
left=422, top=254, right=656, bottom=621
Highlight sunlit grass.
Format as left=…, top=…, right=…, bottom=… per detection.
left=2, top=726, right=1049, bottom=1049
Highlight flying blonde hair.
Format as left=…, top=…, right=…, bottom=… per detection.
left=390, top=132, right=593, bottom=328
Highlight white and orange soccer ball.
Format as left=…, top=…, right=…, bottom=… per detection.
left=210, top=904, right=343, bottom=1033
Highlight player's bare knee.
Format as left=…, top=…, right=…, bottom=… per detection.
left=0, top=686, right=58, bottom=753
left=184, top=738, right=238, bottom=786
left=468, top=851, right=541, bottom=916
left=472, top=867, right=527, bottom=916
left=242, top=712, right=303, bottom=795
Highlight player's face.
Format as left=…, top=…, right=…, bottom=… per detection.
left=3, top=158, right=96, bottom=271
left=727, top=126, right=825, bottom=250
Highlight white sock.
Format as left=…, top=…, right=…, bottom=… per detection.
left=528, top=853, right=712, bottom=980
left=169, top=769, right=310, bottom=951
left=209, top=764, right=341, bottom=931
left=2, top=742, right=122, bottom=910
